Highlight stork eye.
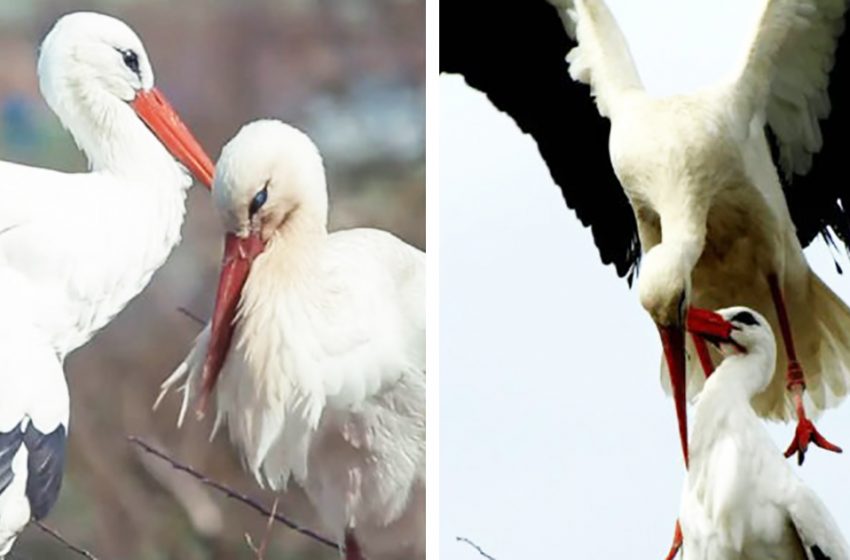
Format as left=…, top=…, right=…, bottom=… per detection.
left=117, top=48, right=140, bottom=76
left=730, top=311, right=759, bottom=326
left=249, top=184, right=269, bottom=216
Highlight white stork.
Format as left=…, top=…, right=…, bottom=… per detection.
left=442, top=0, right=850, bottom=466
left=676, top=306, right=850, bottom=559
left=0, top=12, right=213, bottom=555
left=158, top=120, right=425, bottom=560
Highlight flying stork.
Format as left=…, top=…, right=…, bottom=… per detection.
left=442, top=0, right=850, bottom=467
left=0, top=12, right=213, bottom=556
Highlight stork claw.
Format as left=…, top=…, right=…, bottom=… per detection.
left=664, top=519, right=683, bottom=560
left=784, top=417, right=842, bottom=466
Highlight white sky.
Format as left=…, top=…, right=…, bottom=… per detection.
left=440, top=1, right=850, bottom=558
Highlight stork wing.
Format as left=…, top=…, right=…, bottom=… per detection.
left=787, top=482, right=850, bottom=559
left=441, top=0, right=642, bottom=283
left=734, top=0, right=850, bottom=248
left=0, top=295, right=69, bottom=528
left=0, top=161, right=165, bottom=344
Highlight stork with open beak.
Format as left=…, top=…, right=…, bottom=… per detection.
left=159, top=120, right=425, bottom=560
left=672, top=306, right=850, bottom=559
left=0, top=12, right=213, bottom=556
left=443, top=0, right=850, bottom=467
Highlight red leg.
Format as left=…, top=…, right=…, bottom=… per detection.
left=691, top=333, right=714, bottom=378
left=767, top=274, right=842, bottom=465
left=664, top=519, right=683, bottom=560
left=345, top=531, right=366, bottom=560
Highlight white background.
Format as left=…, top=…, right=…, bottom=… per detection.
left=440, top=1, right=850, bottom=557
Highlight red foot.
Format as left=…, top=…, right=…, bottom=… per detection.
left=784, top=416, right=843, bottom=465
left=664, top=520, right=683, bottom=560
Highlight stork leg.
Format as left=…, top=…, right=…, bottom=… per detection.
left=691, top=333, right=714, bottom=377
left=767, top=274, right=842, bottom=465
left=344, top=531, right=366, bottom=560
left=664, top=520, right=683, bottom=560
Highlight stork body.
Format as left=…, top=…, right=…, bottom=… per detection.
left=0, top=12, right=213, bottom=555
left=161, top=120, right=425, bottom=560
left=681, top=307, right=849, bottom=559
left=612, top=88, right=828, bottom=419
left=443, top=0, right=850, bottom=465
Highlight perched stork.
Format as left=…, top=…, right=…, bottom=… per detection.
left=442, top=0, right=850, bottom=466
left=159, top=120, right=425, bottom=560
left=0, top=12, right=213, bottom=555
left=677, top=306, right=850, bottom=559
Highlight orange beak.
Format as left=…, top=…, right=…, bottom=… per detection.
left=658, top=323, right=689, bottom=467
left=131, top=88, right=214, bottom=189
left=197, top=232, right=265, bottom=413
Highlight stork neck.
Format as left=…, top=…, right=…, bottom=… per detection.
left=701, top=348, right=775, bottom=404
left=690, top=351, right=772, bottom=462
left=264, top=207, right=328, bottom=269
left=660, top=210, right=706, bottom=272
left=55, top=86, right=188, bottom=188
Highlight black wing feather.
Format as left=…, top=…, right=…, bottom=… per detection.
left=0, top=425, right=24, bottom=496
left=774, top=22, right=850, bottom=252
left=812, top=545, right=830, bottom=560
left=22, top=423, right=66, bottom=520
left=441, top=0, right=640, bottom=283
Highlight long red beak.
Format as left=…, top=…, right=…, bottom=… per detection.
left=687, top=307, right=734, bottom=344
left=658, top=324, right=689, bottom=467
left=131, top=88, right=214, bottom=189
left=197, top=232, right=265, bottom=414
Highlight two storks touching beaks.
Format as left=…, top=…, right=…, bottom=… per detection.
left=443, top=0, right=850, bottom=557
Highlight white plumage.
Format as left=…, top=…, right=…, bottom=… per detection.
left=550, top=0, right=850, bottom=463
left=160, top=120, right=425, bottom=559
left=682, top=306, right=849, bottom=559
left=0, top=12, right=212, bottom=556
left=0, top=276, right=68, bottom=559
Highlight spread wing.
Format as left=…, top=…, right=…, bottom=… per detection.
left=734, top=0, right=850, bottom=249
left=441, top=0, right=643, bottom=282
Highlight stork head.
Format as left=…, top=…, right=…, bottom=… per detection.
left=637, top=243, right=694, bottom=465
left=688, top=306, right=776, bottom=393
left=213, top=120, right=328, bottom=242
left=37, top=12, right=213, bottom=186
left=638, top=244, right=692, bottom=327
left=198, top=120, right=328, bottom=408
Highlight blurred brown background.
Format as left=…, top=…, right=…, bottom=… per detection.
left=0, top=0, right=424, bottom=558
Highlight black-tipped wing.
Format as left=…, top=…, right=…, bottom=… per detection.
left=23, top=423, right=66, bottom=520
left=0, top=427, right=24, bottom=496
left=441, top=0, right=640, bottom=283
left=0, top=421, right=67, bottom=521
left=787, top=483, right=850, bottom=559
left=761, top=5, right=850, bottom=250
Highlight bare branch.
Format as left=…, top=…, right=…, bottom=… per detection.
left=457, top=536, right=497, bottom=560
left=35, top=521, right=99, bottom=560
left=256, top=498, right=279, bottom=559
left=245, top=498, right=278, bottom=559
left=128, top=436, right=338, bottom=551
left=177, top=306, right=207, bottom=326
